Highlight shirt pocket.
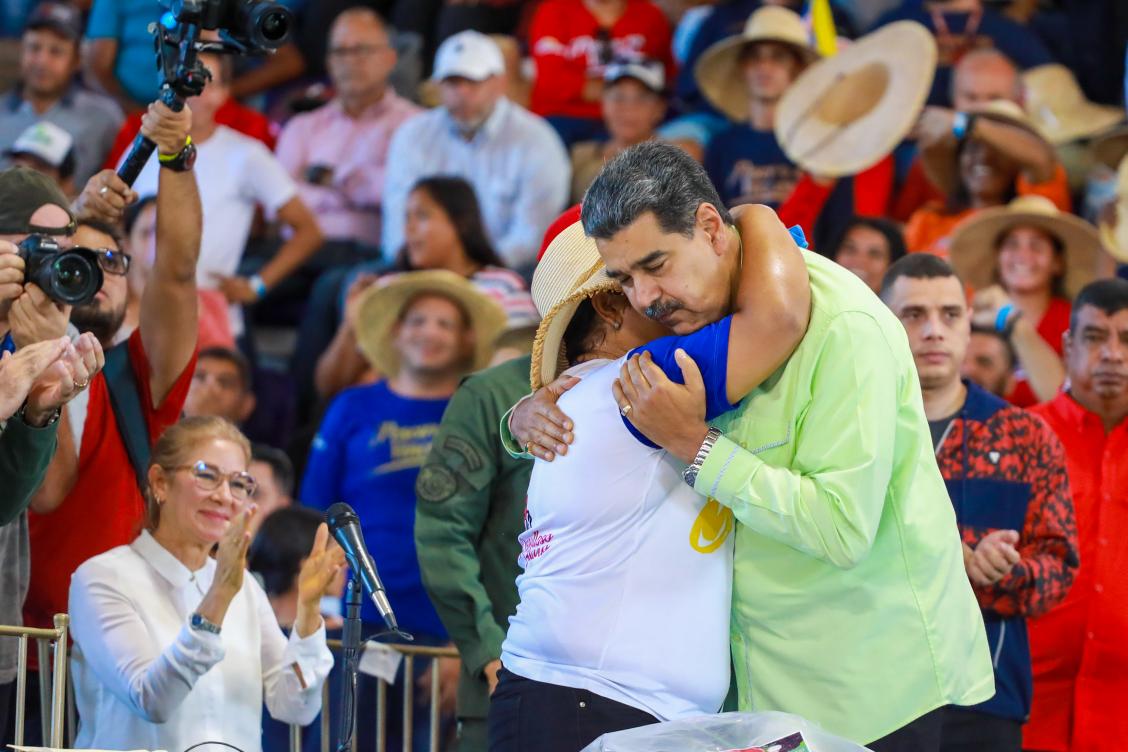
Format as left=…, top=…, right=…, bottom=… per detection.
left=720, top=415, right=794, bottom=470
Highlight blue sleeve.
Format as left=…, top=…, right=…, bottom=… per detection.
left=299, top=393, right=350, bottom=509
left=86, top=0, right=118, bottom=40
left=619, top=225, right=808, bottom=448
left=621, top=316, right=734, bottom=448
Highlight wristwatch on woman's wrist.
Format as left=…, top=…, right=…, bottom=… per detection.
left=189, top=612, right=221, bottom=635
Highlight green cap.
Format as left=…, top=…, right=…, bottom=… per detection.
left=0, top=166, right=75, bottom=236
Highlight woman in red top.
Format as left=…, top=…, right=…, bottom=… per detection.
left=528, top=0, right=673, bottom=145
left=949, top=195, right=1103, bottom=407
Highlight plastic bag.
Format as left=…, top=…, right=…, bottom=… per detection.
left=580, top=711, right=872, bottom=752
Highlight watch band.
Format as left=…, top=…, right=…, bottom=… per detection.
left=682, top=427, right=723, bottom=488
left=16, top=402, right=60, bottom=428
left=189, top=612, right=221, bottom=635
left=952, top=111, right=969, bottom=140
left=158, top=137, right=196, bottom=172
left=248, top=274, right=268, bottom=299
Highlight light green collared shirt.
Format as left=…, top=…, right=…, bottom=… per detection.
left=697, top=251, right=993, bottom=743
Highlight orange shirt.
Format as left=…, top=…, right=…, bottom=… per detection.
left=1026, top=393, right=1128, bottom=750
left=902, top=163, right=1073, bottom=257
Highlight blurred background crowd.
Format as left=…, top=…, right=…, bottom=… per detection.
left=0, top=0, right=1126, bottom=749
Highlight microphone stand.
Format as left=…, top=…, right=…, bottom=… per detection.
left=336, top=575, right=364, bottom=752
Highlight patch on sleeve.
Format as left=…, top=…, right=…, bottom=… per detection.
left=416, top=464, right=459, bottom=503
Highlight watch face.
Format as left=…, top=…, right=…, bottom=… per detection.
left=183, top=144, right=198, bottom=170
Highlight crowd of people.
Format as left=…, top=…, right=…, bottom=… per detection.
left=0, top=0, right=1126, bottom=751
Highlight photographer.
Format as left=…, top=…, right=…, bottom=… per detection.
left=19, top=100, right=203, bottom=689
left=0, top=166, right=107, bottom=742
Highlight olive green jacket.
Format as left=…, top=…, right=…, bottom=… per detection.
left=414, top=355, right=531, bottom=720
left=0, top=417, right=58, bottom=525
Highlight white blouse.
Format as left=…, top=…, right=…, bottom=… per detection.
left=68, top=530, right=333, bottom=752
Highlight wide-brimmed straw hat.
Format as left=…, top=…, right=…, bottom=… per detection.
left=355, top=270, right=507, bottom=377
left=695, top=6, right=818, bottom=123
left=529, top=220, right=619, bottom=390
left=920, top=99, right=1048, bottom=196
left=1098, top=155, right=1128, bottom=263
left=775, top=21, right=936, bottom=178
left=1023, top=64, right=1125, bottom=146
left=1091, top=124, right=1128, bottom=172
left=948, top=195, right=1102, bottom=297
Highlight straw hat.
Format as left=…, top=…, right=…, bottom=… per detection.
left=775, top=21, right=936, bottom=178
left=529, top=220, right=619, bottom=390
left=1098, top=155, right=1128, bottom=263
left=948, top=195, right=1102, bottom=297
left=920, top=99, right=1048, bottom=196
left=1091, top=124, right=1128, bottom=172
left=694, top=6, right=818, bottom=122
left=1023, top=64, right=1125, bottom=146
left=354, top=270, right=507, bottom=377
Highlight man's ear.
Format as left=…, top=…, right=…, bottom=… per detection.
left=695, top=203, right=727, bottom=256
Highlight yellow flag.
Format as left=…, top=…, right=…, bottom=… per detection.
left=811, top=0, right=838, bottom=57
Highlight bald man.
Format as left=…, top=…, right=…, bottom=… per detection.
left=275, top=7, right=421, bottom=248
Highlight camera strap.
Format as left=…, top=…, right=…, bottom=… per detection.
left=102, top=343, right=152, bottom=493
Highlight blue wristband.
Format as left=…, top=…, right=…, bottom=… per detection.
left=249, top=274, right=267, bottom=299
left=995, top=304, right=1014, bottom=333
left=952, top=112, right=969, bottom=140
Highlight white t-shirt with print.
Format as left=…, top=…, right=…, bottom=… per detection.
left=501, top=357, right=734, bottom=721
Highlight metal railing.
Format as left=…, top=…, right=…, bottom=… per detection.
left=0, top=614, right=70, bottom=748
left=296, top=641, right=460, bottom=752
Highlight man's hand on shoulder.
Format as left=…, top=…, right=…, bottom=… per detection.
left=613, top=349, right=709, bottom=464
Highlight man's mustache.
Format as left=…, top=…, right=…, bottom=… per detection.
left=644, top=299, right=684, bottom=321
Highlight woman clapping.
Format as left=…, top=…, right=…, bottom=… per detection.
left=68, top=416, right=344, bottom=752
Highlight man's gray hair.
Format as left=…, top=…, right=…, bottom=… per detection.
left=581, top=141, right=733, bottom=240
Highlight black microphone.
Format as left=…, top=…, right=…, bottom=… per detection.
left=326, top=502, right=398, bottom=631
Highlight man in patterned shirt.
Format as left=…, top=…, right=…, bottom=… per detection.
left=881, top=253, right=1078, bottom=751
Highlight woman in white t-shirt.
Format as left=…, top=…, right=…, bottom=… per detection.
left=489, top=207, right=810, bottom=752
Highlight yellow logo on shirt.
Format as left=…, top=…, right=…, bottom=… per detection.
left=371, top=421, right=440, bottom=474
left=690, top=499, right=733, bottom=554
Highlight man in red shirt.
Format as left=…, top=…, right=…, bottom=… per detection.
left=22, top=100, right=201, bottom=642
left=1026, top=278, right=1128, bottom=750
left=528, top=0, right=673, bottom=146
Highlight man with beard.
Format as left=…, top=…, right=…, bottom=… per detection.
left=14, top=99, right=202, bottom=714
left=509, top=142, right=993, bottom=750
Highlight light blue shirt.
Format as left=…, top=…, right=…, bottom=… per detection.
left=381, top=98, right=570, bottom=270
left=86, top=0, right=161, bottom=105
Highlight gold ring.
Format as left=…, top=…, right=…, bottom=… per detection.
left=524, top=442, right=533, bottom=454
left=98, top=186, right=108, bottom=196
left=619, top=403, right=632, bottom=416
left=75, top=379, right=89, bottom=389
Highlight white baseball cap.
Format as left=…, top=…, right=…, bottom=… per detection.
left=603, top=60, right=666, bottom=94
left=432, top=30, right=505, bottom=82
left=7, top=121, right=74, bottom=170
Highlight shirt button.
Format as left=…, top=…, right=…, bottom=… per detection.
left=1095, top=584, right=1104, bottom=594
left=1088, top=631, right=1096, bottom=640
left=579, top=701, right=587, bottom=709
left=1100, top=538, right=1110, bottom=547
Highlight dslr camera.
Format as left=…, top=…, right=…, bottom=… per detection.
left=19, top=235, right=104, bottom=307
left=165, top=0, right=293, bottom=52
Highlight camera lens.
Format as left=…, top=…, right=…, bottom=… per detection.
left=258, top=9, right=288, bottom=42
left=49, top=252, right=103, bottom=306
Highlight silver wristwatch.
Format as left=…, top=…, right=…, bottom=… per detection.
left=683, top=427, right=723, bottom=488
left=189, top=612, right=221, bottom=635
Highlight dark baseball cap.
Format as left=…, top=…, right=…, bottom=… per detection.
left=0, top=166, right=75, bottom=235
left=25, top=2, right=83, bottom=41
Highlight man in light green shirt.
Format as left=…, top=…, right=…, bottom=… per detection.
left=509, top=142, right=993, bottom=749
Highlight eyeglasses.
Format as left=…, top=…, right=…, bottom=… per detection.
left=93, top=248, right=131, bottom=276
left=173, top=461, right=257, bottom=501
left=328, top=44, right=387, bottom=59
